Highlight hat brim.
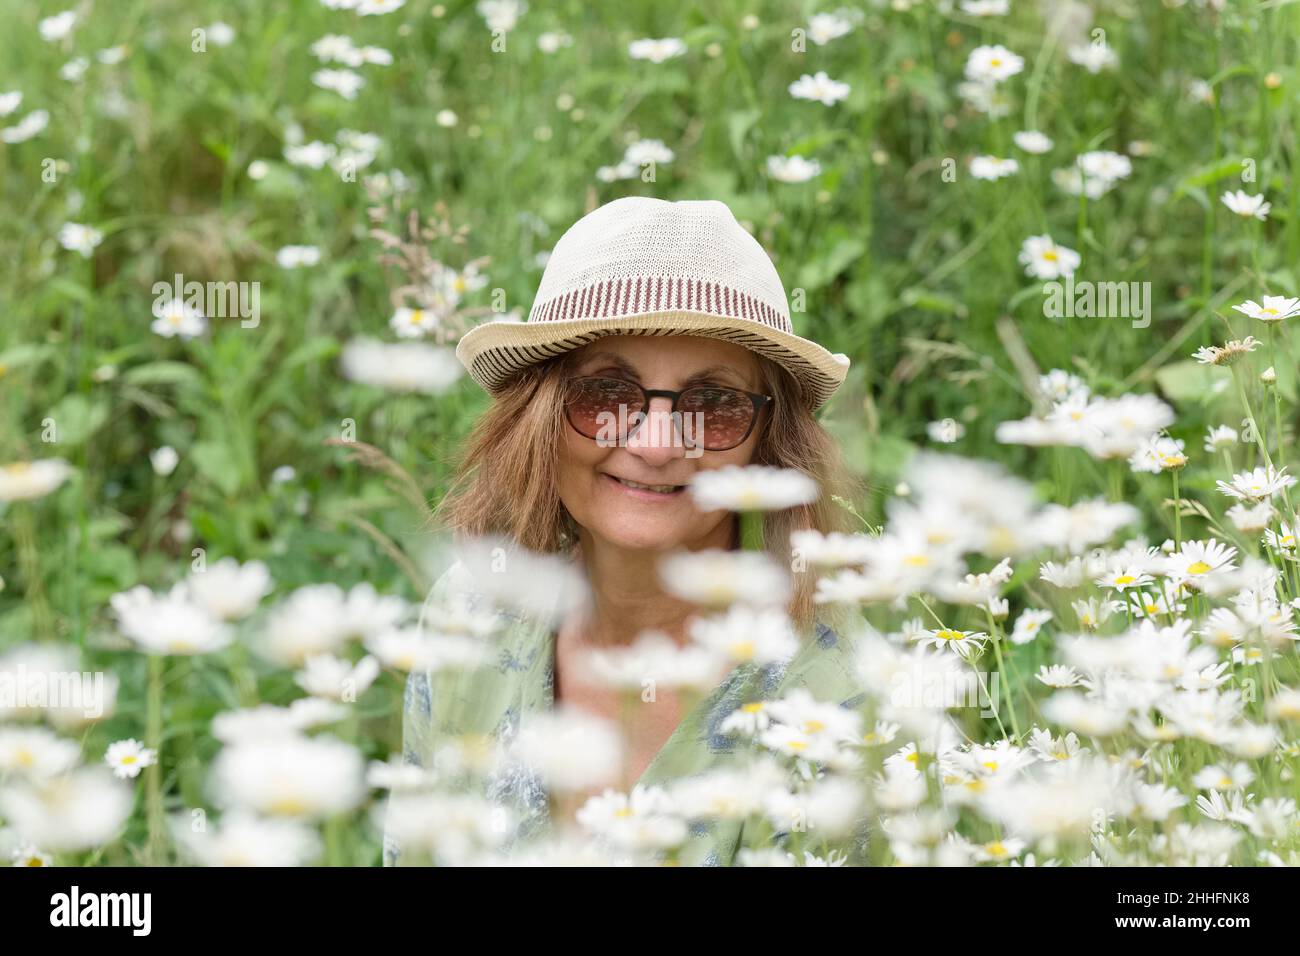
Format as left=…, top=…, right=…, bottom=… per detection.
left=456, top=311, right=850, bottom=410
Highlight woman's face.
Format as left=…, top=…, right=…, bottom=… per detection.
left=556, top=335, right=765, bottom=554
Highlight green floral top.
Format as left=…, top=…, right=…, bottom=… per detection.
left=383, top=563, right=866, bottom=866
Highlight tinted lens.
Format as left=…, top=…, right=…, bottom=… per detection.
left=565, top=377, right=644, bottom=441
left=679, top=386, right=756, bottom=450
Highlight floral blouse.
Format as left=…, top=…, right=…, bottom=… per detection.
left=383, top=562, right=867, bottom=866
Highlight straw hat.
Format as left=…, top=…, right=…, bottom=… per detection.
left=455, top=197, right=851, bottom=409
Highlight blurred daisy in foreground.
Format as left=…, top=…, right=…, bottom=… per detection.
left=628, top=38, right=685, bottom=62
left=476, top=0, right=524, bottom=32
left=151, top=298, right=207, bottom=339
left=11, top=845, right=53, bottom=867
left=1013, top=130, right=1052, bottom=154
left=964, top=44, right=1024, bottom=84
left=296, top=654, right=381, bottom=701
left=961, top=0, right=1009, bottom=15
left=149, top=445, right=179, bottom=476
left=1018, top=234, right=1080, bottom=280
left=969, top=156, right=1018, bottom=180
left=276, top=245, right=321, bottom=268
left=58, top=222, right=102, bottom=257
left=104, top=739, right=157, bottom=779
left=0, top=727, right=80, bottom=778
left=39, top=11, right=78, bottom=42
left=576, top=786, right=687, bottom=851
left=341, top=338, right=462, bottom=393
left=187, top=558, right=272, bottom=621
left=0, top=459, right=73, bottom=502
left=690, top=605, right=799, bottom=666
left=927, top=418, right=965, bottom=443
left=580, top=630, right=722, bottom=692
left=1221, top=190, right=1270, bottom=221
left=0, top=767, right=132, bottom=851
left=284, top=140, right=336, bottom=168
left=207, top=22, right=235, bottom=45
left=312, top=68, right=365, bottom=100
left=511, top=707, right=622, bottom=793
left=1067, top=42, right=1118, bottom=73
left=537, top=32, right=572, bottom=54
left=1076, top=150, right=1132, bottom=185
left=807, top=12, right=855, bottom=44
left=358, top=0, right=406, bottom=14
left=690, top=464, right=818, bottom=511
left=111, top=584, right=232, bottom=655
left=766, top=154, right=821, bottom=183
left=213, top=736, right=366, bottom=819
left=175, top=811, right=321, bottom=866
left=788, top=71, right=850, bottom=105
left=658, top=548, right=790, bottom=608
left=2, top=109, right=50, bottom=143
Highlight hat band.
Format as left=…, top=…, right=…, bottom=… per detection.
left=529, top=275, right=792, bottom=334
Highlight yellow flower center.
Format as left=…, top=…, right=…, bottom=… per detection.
left=1114, top=575, right=1135, bottom=585
left=1186, top=561, right=1212, bottom=575
left=730, top=640, right=756, bottom=661
left=268, top=796, right=309, bottom=815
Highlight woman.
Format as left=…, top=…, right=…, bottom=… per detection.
left=385, top=197, right=864, bottom=865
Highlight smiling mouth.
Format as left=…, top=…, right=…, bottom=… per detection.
left=605, top=474, right=686, bottom=495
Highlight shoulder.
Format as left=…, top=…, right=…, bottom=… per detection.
left=772, top=618, right=864, bottom=708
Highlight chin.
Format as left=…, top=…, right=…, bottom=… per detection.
left=587, top=516, right=690, bottom=553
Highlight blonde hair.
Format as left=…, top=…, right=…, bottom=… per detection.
left=436, top=345, right=860, bottom=632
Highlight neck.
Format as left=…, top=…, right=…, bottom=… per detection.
left=572, top=517, right=736, bottom=646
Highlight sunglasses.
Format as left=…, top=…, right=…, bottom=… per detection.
left=564, top=375, right=773, bottom=452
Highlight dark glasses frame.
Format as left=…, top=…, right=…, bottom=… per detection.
left=564, top=375, right=774, bottom=452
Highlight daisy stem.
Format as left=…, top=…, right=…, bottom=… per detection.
left=1267, top=325, right=1287, bottom=465
left=11, top=503, right=54, bottom=641
left=1171, top=470, right=1182, bottom=550
left=740, top=511, right=764, bottom=552
left=986, top=611, right=1022, bottom=741
left=1233, top=366, right=1273, bottom=469
left=144, top=653, right=166, bottom=865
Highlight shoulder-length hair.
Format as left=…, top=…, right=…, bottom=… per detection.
left=436, top=344, right=860, bottom=632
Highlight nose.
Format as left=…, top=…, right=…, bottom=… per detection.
left=624, top=395, right=686, bottom=466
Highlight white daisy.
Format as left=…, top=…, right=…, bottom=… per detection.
left=104, top=739, right=157, bottom=779
left=1221, top=190, right=1270, bottom=221
left=1018, top=234, right=1081, bottom=280
left=788, top=71, right=851, bottom=106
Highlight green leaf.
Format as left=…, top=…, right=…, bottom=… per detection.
left=190, top=441, right=242, bottom=496
left=45, top=394, right=110, bottom=446
left=0, top=343, right=58, bottom=372
left=727, top=108, right=761, bottom=162
left=1153, top=359, right=1232, bottom=407
left=122, top=361, right=203, bottom=389
left=797, top=235, right=867, bottom=291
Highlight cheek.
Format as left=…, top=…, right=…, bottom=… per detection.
left=556, top=429, right=606, bottom=509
